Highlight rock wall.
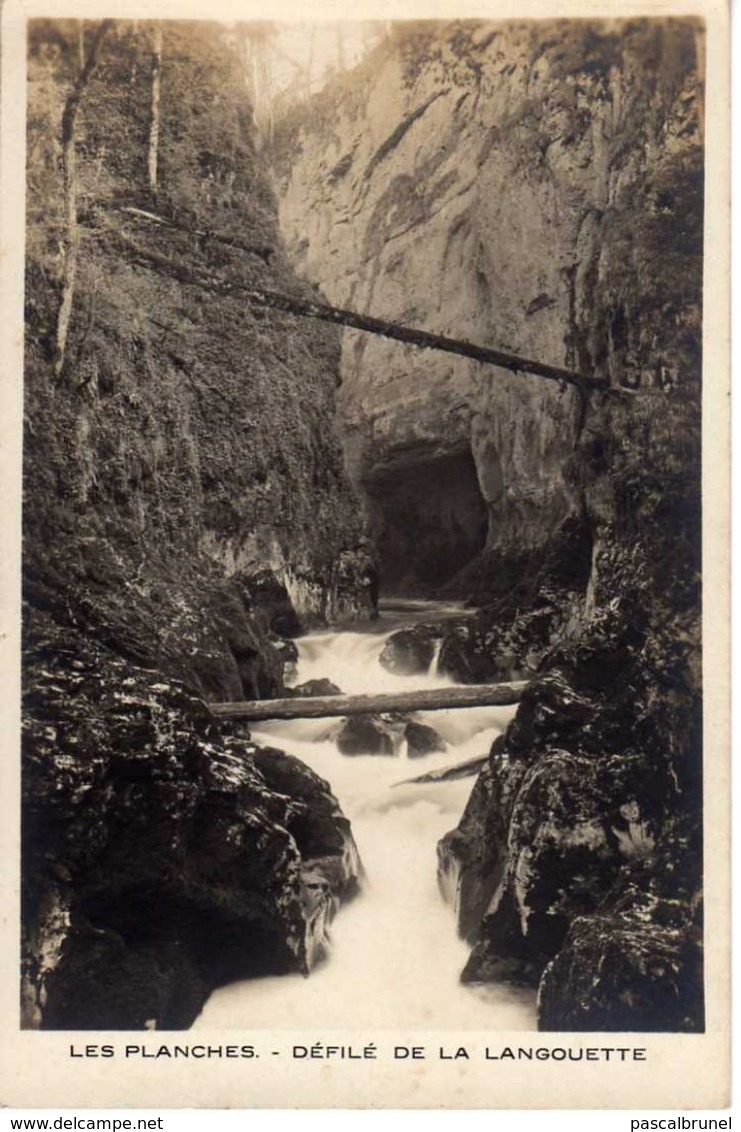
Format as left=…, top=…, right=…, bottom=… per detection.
left=272, top=19, right=702, bottom=598
left=273, top=20, right=704, bottom=1029
left=22, top=20, right=369, bottom=1028
left=22, top=611, right=361, bottom=1030
left=26, top=19, right=375, bottom=704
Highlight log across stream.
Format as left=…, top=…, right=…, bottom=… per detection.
left=194, top=600, right=537, bottom=1030
left=211, top=679, right=529, bottom=722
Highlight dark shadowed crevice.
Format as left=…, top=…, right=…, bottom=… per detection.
left=362, top=448, right=488, bottom=594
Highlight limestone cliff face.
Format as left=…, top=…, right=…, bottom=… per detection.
left=272, top=19, right=703, bottom=595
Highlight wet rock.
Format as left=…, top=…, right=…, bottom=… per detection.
left=22, top=611, right=361, bottom=1031
left=437, top=518, right=592, bottom=683
left=217, top=719, right=252, bottom=741
left=439, top=535, right=703, bottom=1025
left=220, top=592, right=286, bottom=701
left=331, top=541, right=380, bottom=623
left=289, top=678, right=343, bottom=698
left=503, top=673, right=595, bottom=758
left=40, top=932, right=209, bottom=1032
left=437, top=606, right=552, bottom=685
left=269, top=634, right=300, bottom=683
left=248, top=745, right=361, bottom=902
left=437, top=739, right=523, bottom=942
left=404, top=720, right=446, bottom=757
left=437, top=621, right=503, bottom=684
left=243, top=570, right=303, bottom=638
left=459, top=750, right=625, bottom=986
left=334, top=714, right=398, bottom=756
left=379, top=624, right=443, bottom=676
left=538, top=881, right=703, bottom=1032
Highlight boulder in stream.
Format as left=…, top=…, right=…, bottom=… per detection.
left=335, top=714, right=400, bottom=756
left=395, top=754, right=487, bottom=786
left=404, top=720, right=447, bottom=757
left=289, top=678, right=343, bottom=698
left=379, top=624, right=443, bottom=676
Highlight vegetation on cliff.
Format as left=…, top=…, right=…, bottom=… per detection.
left=22, top=20, right=370, bottom=1028
left=26, top=19, right=374, bottom=695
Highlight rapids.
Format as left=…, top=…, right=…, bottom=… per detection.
left=194, top=601, right=537, bottom=1029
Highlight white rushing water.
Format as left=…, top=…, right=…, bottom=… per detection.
left=195, top=601, right=536, bottom=1029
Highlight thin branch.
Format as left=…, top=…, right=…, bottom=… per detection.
left=113, top=205, right=273, bottom=264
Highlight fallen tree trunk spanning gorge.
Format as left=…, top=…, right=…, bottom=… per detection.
left=210, top=681, right=529, bottom=722
left=103, top=217, right=607, bottom=392
left=241, top=292, right=606, bottom=391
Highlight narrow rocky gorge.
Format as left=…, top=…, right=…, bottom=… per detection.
left=22, top=17, right=705, bottom=1036
left=272, top=19, right=704, bottom=1030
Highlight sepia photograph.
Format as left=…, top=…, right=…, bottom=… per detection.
left=2, top=0, right=730, bottom=1111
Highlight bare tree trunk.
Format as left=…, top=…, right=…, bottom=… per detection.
left=54, top=19, right=112, bottom=380
left=694, top=27, right=705, bottom=146
left=147, top=24, right=163, bottom=191
left=77, top=22, right=85, bottom=73
left=210, top=682, right=530, bottom=722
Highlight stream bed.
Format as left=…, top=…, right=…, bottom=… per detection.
left=195, top=601, right=537, bottom=1030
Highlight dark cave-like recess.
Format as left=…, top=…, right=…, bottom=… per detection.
left=363, top=448, right=488, bottom=593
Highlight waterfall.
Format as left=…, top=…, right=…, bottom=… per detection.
left=194, top=601, right=536, bottom=1030
left=429, top=637, right=444, bottom=680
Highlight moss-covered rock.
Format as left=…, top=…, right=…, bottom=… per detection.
left=334, top=714, right=399, bottom=757
left=439, top=534, right=702, bottom=1028
left=22, top=611, right=361, bottom=1030
left=538, top=861, right=703, bottom=1032
left=379, top=624, right=444, bottom=676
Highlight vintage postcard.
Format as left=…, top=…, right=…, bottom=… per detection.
left=0, top=0, right=730, bottom=1112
